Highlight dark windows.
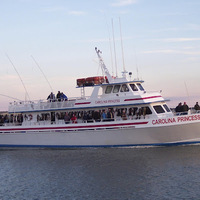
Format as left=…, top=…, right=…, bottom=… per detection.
left=130, top=83, right=145, bottom=91
left=113, top=85, right=120, bottom=93
left=105, top=86, right=113, bottom=94
left=130, top=84, right=138, bottom=91
left=137, top=83, right=144, bottom=91
left=105, top=84, right=130, bottom=94
left=120, top=84, right=129, bottom=92
left=153, top=105, right=165, bottom=114
left=163, top=104, right=171, bottom=112
left=143, top=106, right=152, bottom=115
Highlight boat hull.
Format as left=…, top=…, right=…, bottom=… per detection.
left=1, top=120, right=200, bottom=148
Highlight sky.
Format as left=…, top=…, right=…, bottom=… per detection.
left=0, top=0, right=200, bottom=110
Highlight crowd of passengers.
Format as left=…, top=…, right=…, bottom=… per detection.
left=0, top=114, right=23, bottom=126
left=0, top=107, right=148, bottom=126
left=175, top=101, right=200, bottom=115
left=36, top=107, right=152, bottom=124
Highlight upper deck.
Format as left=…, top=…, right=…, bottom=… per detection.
left=8, top=82, right=166, bottom=114
left=8, top=47, right=166, bottom=114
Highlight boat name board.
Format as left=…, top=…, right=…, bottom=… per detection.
left=152, top=114, right=200, bottom=125
left=95, top=99, right=120, bottom=104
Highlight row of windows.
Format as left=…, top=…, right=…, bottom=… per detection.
left=153, top=104, right=171, bottom=114
left=105, top=83, right=145, bottom=94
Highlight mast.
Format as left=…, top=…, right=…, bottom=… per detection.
left=112, top=19, right=118, bottom=77
left=95, top=47, right=113, bottom=83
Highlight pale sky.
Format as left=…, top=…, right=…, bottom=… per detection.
left=0, top=0, right=200, bottom=110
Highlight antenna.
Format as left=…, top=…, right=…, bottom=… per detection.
left=109, top=33, right=114, bottom=77
left=31, top=55, right=54, bottom=93
left=112, top=18, right=118, bottom=77
left=5, top=53, right=30, bottom=101
left=119, top=17, right=127, bottom=78
left=103, top=12, right=114, bottom=77
left=134, top=50, right=139, bottom=80
left=184, top=81, right=190, bottom=100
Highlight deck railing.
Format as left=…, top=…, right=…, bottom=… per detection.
left=8, top=97, right=91, bottom=113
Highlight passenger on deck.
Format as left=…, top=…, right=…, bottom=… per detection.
left=175, top=102, right=183, bottom=113
left=93, top=110, right=101, bottom=122
left=64, top=112, right=70, bottom=124
left=136, top=108, right=142, bottom=119
left=194, top=102, right=200, bottom=111
left=82, top=111, right=88, bottom=122
left=47, top=92, right=55, bottom=102
left=107, top=108, right=114, bottom=121
left=56, top=91, right=61, bottom=101
left=71, top=114, right=77, bottom=123
left=182, top=102, right=189, bottom=115
left=60, top=92, right=68, bottom=101
left=121, top=109, right=127, bottom=120
left=86, top=112, right=93, bottom=123
left=102, top=110, right=107, bottom=121
left=142, top=107, right=147, bottom=119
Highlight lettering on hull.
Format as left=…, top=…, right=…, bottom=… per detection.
left=152, top=114, right=200, bottom=125
left=95, top=99, right=120, bottom=104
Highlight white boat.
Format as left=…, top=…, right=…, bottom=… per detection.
left=1, top=47, right=200, bottom=148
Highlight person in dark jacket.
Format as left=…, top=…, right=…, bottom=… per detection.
left=93, top=110, right=101, bottom=122
left=56, top=91, right=61, bottom=101
left=182, top=102, right=189, bottom=115
left=175, top=102, right=183, bottom=113
left=194, top=102, right=200, bottom=111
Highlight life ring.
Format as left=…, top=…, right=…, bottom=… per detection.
left=28, top=114, right=33, bottom=121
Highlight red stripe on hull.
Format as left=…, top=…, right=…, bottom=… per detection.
left=75, top=102, right=91, bottom=105
left=0, top=122, right=148, bottom=132
left=124, top=95, right=162, bottom=102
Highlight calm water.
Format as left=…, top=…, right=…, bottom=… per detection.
left=0, top=145, right=200, bottom=200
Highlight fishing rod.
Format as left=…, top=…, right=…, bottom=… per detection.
left=31, top=55, right=54, bottom=93
left=0, top=93, right=22, bottom=101
left=5, top=53, right=30, bottom=101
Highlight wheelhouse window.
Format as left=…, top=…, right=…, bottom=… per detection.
left=120, top=84, right=129, bottom=92
left=153, top=105, right=165, bottom=114
left=163, top=104, right=171, bottom=112
left=105, top=85, right=113, bottom=94
left=137, top=83, right=144, bottom=91
left=130, top=84, right=138, bottom=91
left=113, top=85, right=120, bottom=93
left=143, top=106, right=152, bottom=115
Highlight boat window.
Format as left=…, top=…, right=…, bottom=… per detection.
left=105, top=85, right=113, bottom=94
left=163, top=104, right=171, bottom=112
left=137, top=83, right=144, bottom=91
left=143, top=106, right=152, bottom=115
left=130, top=84, right=138, bottom=91
left=120, top=84, right=129, bottom=92
left=113, top=85, right=120, bottom=93
left=153, top=105, right=165, bottom=114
